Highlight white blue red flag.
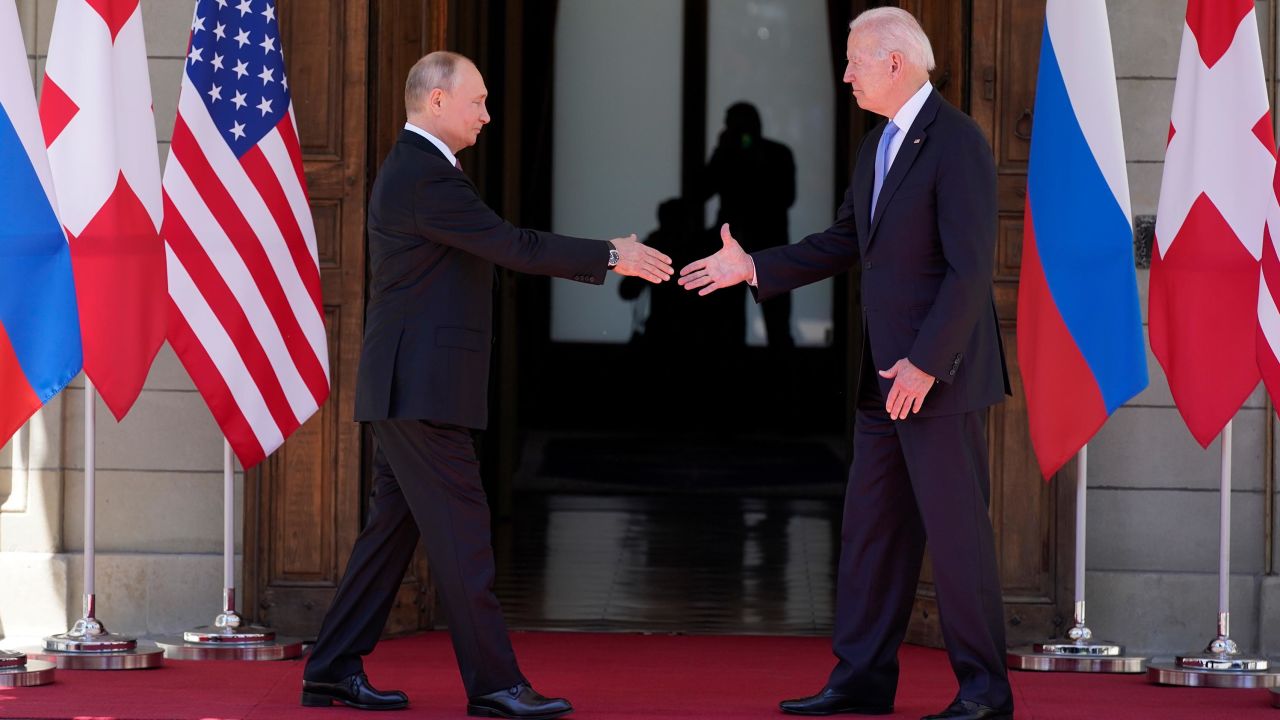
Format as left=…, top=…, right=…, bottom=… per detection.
left=41, top=0, right=166, bottom=421
left=1151, top=0, right=1271, bottom=447
left=163, top=0, right=329, bottom=467
left=0, top=1, right=83, bottom=447
left=1017, top=0, right=1148, bottom=479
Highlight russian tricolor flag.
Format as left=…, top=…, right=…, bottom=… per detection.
left=1017, top=0, right=1148, bottom=479
left=0, top=2, right=82, bottom=447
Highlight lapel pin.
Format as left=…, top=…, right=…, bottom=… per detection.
left=913, top=138, right=921, bottom=144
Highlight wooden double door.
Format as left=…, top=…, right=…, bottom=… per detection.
left=246, top=0, right=1074, bottom=649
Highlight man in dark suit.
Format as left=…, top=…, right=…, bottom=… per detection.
left=679, top=8, right=1012, bottom=720
left=300, top=51, right=672, bottom=718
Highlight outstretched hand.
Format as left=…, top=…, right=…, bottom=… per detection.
left=611, top=234, right=673, bottom=283
left=678, top=224, right=755, bottom=296
left=879, top=358, right=936, bottom=420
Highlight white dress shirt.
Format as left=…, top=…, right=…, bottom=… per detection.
left=882, top=80, right=932, bottom=172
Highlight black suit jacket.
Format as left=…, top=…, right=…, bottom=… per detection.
left=354, top=130, right=609, bottom=427
left=753, top=89, right=1010, bottom=416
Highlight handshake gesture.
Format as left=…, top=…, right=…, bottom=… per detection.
left=609, top=224, right=753, bottom=289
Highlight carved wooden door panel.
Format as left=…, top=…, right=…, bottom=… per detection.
left=899, top=0, right=1075, bottom=649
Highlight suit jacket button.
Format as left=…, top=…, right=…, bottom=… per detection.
left=863, top=261, right=873, bottom=270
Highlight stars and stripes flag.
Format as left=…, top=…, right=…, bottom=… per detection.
left=40, top=0, right=165, bottom=421
left=163, top=0, right=329, bottom=467
left=1017, top=0, right=1148, bottom=479
left=1260, top=116, right=1280, bottom=406
left=1151, top=0, right=1271, bottom=447
left=0, top=0, right=82, bottom=446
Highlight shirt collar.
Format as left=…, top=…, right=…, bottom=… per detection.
left=890, top=81, right=933, bottom=136
left=404, top=122, right=458, bottom=167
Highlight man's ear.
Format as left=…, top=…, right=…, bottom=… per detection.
left=428, top=87, right=446, bottom=115
left=888, top=51, right=904, bottom=77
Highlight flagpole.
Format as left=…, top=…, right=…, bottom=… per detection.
left=1175, top=421, right=1258, bottom=669
left=33, top=381, right=161, bottom=669
left=154, top=439, right=302, bottom=660
left=1007, top=444, right=1144, bottom=673
left=1150, top=419, right=1279, bottom=687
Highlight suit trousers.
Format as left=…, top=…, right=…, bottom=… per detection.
left=304, top=419, right=525, bottom=698
left=824, top=361, right=1011, bottom=711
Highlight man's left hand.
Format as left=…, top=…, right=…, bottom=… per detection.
left=879, top=358, right=935, bottom=420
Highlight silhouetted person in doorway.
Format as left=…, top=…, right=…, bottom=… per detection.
left=620, top=198, right=744, bottom=430
left=702, top=102, right=796, bottom=348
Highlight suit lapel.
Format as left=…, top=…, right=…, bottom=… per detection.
left=853, top=129, right=876, bottom=253
left=867, top=90, right=942, bottom=246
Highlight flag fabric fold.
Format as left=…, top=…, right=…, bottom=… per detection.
left=41, top=0, right=166, bottom=421
left=1017, top=0, right=1149, bottom=479
left=0, top=1, right=83, bottom=447
left=163, top=0, right=329, bottom=467
left=1151, top=0, right=1272, bottom=448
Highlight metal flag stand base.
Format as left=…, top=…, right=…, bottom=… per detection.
left=27, top=384, right=162, bottom=670
left=155, top=441, right=302, bottom=661
left=1008, top=446, right=1145, bottom=673
left=154, top=589, right=303, bottom=661
left=1148, top=422, right=1280, bottom=688
left=28, top=596, right=164, bottom=670
left=0, top=650, right=55, bottom=687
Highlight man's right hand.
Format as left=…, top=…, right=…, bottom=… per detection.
left=611, top=234, right=673, bottom=283
left=678, top=224, right=754, bottom=296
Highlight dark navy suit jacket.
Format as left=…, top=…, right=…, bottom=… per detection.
left=355, top=130, right=609, bottom=427
left=753, top=89, right=1010, bottom=416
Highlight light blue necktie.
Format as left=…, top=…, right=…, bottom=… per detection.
left=871, top=120, right=900, bottom=217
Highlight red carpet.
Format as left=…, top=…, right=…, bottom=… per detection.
left=0, top=632, right=1275, bottom=719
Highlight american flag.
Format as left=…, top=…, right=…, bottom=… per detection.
left=163, top=0, right=329, bottom=467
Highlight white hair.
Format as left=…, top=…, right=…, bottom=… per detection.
left=405, top=51, right=471, bottom=113
left=849, top=7, right=936, bottom=72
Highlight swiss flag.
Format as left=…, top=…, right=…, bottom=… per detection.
left=39, top=0, right=165, bottom=420
left=1151, top=0, right=1272, bottom=447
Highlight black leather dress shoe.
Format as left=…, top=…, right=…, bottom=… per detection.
left=921, top=698, right=1012, bottom=720
left=301, top=672, right=409, bottom=710
left=466, top=683, right=572, bottom=719
left=779, top=687, right=893, bottom=716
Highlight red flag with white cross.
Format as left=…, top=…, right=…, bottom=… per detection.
left=1151, top=0, right=1272, bottom=447
left=39, top=0, right=166, bottom=420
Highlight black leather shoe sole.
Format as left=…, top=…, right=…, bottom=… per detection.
left=780, top=704, right=894, bottom=716
left=301, top=690, right=408, bottom=710
left=465, top=704, right=573, bottom=719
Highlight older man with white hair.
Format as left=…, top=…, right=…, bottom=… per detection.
left=681, top=8, right=1012, bottom=720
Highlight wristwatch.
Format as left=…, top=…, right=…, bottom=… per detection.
left=606, top=241, right=620, bottom=269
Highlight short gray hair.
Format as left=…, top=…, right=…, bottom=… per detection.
left=849, top=8, right=935, bottom=72
left=405, top=51, right=471, bottom=113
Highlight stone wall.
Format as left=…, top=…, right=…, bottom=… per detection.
left=5, top=0, right=1280, bottom=657
left=0, top=0, right=243, bottom=644
left=1084, top=0, right=1278, bottom=657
